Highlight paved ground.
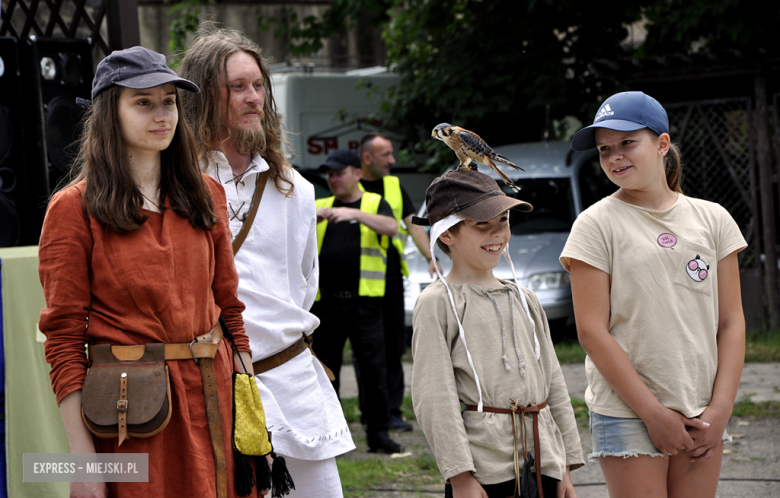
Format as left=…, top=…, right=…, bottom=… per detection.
left=339, top=362, right=780, bottom=497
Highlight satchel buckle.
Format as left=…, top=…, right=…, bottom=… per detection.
left=117, top=400, right=128, bottom=412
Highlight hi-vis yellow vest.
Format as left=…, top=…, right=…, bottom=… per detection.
left=315, top=192, right=388, bottom=300
left=359, top=175, right=409, bottom=277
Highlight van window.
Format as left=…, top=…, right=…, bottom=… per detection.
left=501, top=178, right=575, bottom=235
left=578, top=158, right=618, bottom=209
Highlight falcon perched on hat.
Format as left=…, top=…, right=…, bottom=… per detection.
left=432, top=123, right=524, bottom=192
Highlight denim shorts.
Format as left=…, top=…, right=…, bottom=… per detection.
left=589, top=412, right=731, bottom=462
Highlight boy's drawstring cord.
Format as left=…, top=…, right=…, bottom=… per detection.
left=429, top=214, right=484, bottom=411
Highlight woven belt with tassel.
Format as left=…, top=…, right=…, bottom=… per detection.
left=464, top=400, right=548, bottom=498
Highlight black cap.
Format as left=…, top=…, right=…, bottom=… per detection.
left=412, top=169, right=532, bottom=226
left=318, top=149, right=361, bottom=172
left=91, top=46, right=200, bottom=101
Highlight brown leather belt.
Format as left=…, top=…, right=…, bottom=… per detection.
left=252, top=333, right=335, bottom=381
left=87, top=323, right=228, bottom=498
left=465, top=401, right=547, bottom=498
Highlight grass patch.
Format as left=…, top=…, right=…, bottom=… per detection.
left=554, top=339, right=587, bottom=364
left=732, top=398, right=780, bottom=418
left=745, top=329, right=780, bottom=362
left=343, top=339, right=353, bottom=366
left=570, top=397, right=589, bottom=425
left=338, top=451, right=443, bottom=498
left=551, top=328, right=780, bottom=364
left=340, top=395, right=417, bottom=425
left=341, top=397, right=362, bottom=424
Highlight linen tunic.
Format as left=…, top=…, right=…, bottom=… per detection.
left=38, top=175, right=251, bottom=498
left=203, top=152, right=354, bottom=460
left=412, top=280, right=584, bottom=485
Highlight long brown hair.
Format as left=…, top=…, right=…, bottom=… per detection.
left=648, top=130, right=684, bottom=194
left=178, top=26, right=294, bottom=196
left=69, top=86, right=216, bottom=233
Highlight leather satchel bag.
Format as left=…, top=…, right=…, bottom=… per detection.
left=81, top=343, right=172, bottom=446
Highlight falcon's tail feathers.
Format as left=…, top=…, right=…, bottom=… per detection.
left=493, top=153, right=525, bottom=171
left=497, top=171, right=521, bottom=192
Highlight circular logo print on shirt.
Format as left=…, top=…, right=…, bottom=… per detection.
left=658, top=233, right=677, bottom=249
left=686, top=254, right=710, bottom=282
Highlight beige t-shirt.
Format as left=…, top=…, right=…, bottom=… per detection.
left=560, top=194, right=746, bottom=419
left=412, top=281, right=584, bottom=484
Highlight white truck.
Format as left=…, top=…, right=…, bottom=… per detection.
left=270, top=67, right=401, bottom=169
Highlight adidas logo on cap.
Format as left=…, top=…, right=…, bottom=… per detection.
left=595, top=104, right=614, bottom=121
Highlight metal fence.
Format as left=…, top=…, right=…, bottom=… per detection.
left=0, top=0, right=139, bottom=58
left=666, top=98, right=759, bottom=268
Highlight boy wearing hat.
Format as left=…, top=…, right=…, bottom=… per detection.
left=311, top=149, right=403, bottom=454
left=411, top=170, right=584, bottom=498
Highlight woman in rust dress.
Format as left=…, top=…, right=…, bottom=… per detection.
left=38, top=47, right=255, bottom=498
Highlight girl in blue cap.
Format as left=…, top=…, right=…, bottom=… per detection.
left=561, top=91, right=746, bottom=497
left=38, top=47, right=259, bottom=498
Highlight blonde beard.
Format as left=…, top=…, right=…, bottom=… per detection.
left=231, top=126, right=267, bottom=158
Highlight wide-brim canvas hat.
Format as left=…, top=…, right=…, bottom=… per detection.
left=412, top=169, right=532, bottom=227
left=571, top=91, right=669, bottom=151
left=91, top=46, right=199, bottom=101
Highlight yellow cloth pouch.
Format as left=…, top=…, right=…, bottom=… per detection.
left=221, top=316, right=294, bottom=497
left=233, top=372, right=272, bottom=457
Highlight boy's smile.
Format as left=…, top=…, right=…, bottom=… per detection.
left=442, top=212, right=510, bottom=285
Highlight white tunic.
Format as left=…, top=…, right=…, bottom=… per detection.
left=203, top=152, right=355, bottom=460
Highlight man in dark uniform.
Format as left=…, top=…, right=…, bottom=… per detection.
left=358, top=134, right=437, bottom=432
left=312, top=148, right=403, bottom=454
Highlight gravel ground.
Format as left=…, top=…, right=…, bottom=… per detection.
left=338, top=362, right=780, bottom=497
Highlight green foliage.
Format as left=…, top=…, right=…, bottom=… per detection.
left=381, top=0, right=643, bottom=169
left=340, top=396, right=362, bottom=424
left=732, top=398, right=780, bottom=418
left=165, top=0, right=777, bottom=170
left=166, top=0, right=207, bottom=60
left=640, top=0, right=779, bottom=56
left=745, top=329, right=780, bottom=363
left=554, top=339, right=587, bottom=364
left=257, top=0, right=391, bottom=57
left=570, top=397, right=589, bottom=425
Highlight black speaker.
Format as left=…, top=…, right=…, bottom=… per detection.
left=20, top=37, right=93, bottom=194
left=0, top=37, right=47, bottom=247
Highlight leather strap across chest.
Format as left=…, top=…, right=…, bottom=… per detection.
left=232, top=171, right=270, bottom=256
left=464, top=401, right=548, bottom=498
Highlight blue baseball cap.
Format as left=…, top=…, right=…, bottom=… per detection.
left=571, top=91, right=669, bottom=151
left=318, top=149, right=361, bottom=172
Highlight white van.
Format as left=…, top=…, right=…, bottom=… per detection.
left=271, top=69, right=400, bottom=168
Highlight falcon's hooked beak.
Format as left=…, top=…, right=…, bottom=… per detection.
left=431, top=122, right=452, bottom=140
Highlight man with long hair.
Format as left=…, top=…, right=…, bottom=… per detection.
left=180, top=27, right=354, bottom=497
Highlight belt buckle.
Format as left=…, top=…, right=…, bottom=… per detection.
left=117, top=400, right=128, bottom=412
left=190, top=338, right=200, bottom=364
